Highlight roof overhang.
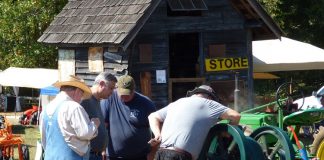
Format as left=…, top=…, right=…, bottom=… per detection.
left=229, top=0, right=283, bottom=40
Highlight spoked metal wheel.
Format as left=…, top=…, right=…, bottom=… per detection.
left=198, top=123, right=265, bottom=160
left=250, top=126, right=295, bottom=160
left=276, top=82, right=304, bottom=110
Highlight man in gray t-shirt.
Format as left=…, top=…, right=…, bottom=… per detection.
left=81, top=72, right=117, bottom=160
left=148, top=85, right=241, bottom=160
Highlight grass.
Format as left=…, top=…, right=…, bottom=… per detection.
left=12, top=124, right=39, bottom=160
left=2, top=113, right=39, bottom=160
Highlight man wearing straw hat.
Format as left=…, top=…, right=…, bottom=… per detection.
left=40, top=75, right=100, bottom=160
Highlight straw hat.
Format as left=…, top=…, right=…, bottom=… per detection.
left=54, top=75, right=91, bottom=98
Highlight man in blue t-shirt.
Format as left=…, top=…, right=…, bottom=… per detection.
left=101, top=75, right=156, bottom=160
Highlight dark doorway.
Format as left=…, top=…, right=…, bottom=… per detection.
left=169, top=33, right=200, bottom=101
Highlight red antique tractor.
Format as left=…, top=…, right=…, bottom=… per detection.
left=18, top=105, right=40, bottom=125
left=0, top=115, right=29, bottom=160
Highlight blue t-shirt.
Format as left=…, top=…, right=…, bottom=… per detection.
left=100, top=91, right=156, bottom=158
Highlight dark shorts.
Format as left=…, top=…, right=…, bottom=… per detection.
left=155, top=148, right=192, bottom=160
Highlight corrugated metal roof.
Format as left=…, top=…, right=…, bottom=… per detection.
left=38, top=0, right=158, bottom=46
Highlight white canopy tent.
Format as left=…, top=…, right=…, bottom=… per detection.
left=0, top=67, right=58, bottom=89
left=253, top=37, right=324, bottom=72
left=0, top=67, right=58, bottom=111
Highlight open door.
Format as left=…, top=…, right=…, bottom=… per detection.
left=169, top=33, right=200, bottom=102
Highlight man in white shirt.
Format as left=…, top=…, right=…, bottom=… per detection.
left=40, top=75, right=100, bottom=160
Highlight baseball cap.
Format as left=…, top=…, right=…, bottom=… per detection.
left=117, top=75, right=135, bottom=95
left=187, top=85, right=218, bottom=101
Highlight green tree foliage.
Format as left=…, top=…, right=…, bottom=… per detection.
left=0, top=0, right=67, bottom=70
left=256, top=0, right=324, bottom=95
left=260, top=0, right=324, bottom=48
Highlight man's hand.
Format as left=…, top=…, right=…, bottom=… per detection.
left=102, top=151, right=107, bottom=160
left=91, top=118, right=100, bottom=127
left=147, top=138, right=161, bottom=160
left=148, top=138, right=161, bottom=147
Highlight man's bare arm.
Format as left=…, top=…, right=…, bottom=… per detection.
left=220, top=108, right=241, bottom=125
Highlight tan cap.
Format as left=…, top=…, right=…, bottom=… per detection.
left=54, top=75, right=91, bottom=98
left=117, top=75, right=135, bottom=96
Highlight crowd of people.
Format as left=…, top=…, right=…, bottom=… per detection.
left=40, top=72, right=241, bottom=160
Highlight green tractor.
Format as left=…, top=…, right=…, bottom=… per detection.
left=198, top=82, right=324, bottom=160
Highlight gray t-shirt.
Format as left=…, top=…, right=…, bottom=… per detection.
left=156, top=95, right=229, bottom=159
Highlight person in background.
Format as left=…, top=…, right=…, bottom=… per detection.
left=100, top=75, right=157, bottom=160
left=314, top=95, right=324, bottom=130
left=283, top=96, right=298, bottom=115
left=40, top=75, right=100, bottom=160
left=81, top=72, right=117, bottom=160
left=148, top=85, right=241, bottom=160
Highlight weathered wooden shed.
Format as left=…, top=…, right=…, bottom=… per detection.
left=38, top=0, right=282, bottom=109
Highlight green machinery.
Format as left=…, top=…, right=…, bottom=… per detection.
left=198, top=82, right=324, bottom=160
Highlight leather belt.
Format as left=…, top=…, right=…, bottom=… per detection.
left=160, top=147, right=192, bottom=159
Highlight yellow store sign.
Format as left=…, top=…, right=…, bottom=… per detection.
left=205, top=57, right=248, bottom=71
